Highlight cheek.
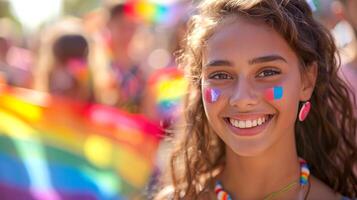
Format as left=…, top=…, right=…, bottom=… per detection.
left=265, top=84, right=300, bottom=124
left=202, top=87, right=224, bottom=125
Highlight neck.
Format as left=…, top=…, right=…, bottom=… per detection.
left=219, top=131, right=301, bottom=199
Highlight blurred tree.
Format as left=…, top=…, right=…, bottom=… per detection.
left=0, top=0, right=22, bottom=36
left=0, top=0, right=16, bottom=20
left=63, top=0, right=100, bottom=17
left=0, top=1, right=11, bottom=18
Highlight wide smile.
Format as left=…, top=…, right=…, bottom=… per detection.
left=224, top=114, right=275, bottom=137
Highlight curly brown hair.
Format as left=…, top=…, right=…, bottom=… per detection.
left=155, top=0, right=357, bottom=199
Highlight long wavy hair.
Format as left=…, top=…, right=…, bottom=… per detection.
left=156, top=0, right=357, bottom=199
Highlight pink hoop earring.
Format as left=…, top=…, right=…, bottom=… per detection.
left=298, top=101, right=311, bottom=122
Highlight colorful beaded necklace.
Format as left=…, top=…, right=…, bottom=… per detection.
left=215, top=159, right=310, bottom=200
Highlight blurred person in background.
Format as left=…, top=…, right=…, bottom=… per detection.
left=311, top=0, right=356, bottom=115
left=0, top=18, right=32, bottom=88
left=35, top=17, right=93, bottom=101
left=90, top=1, right=146, bottom=113
left=141, top=13, right=189, bottom=130
left=313, top=0, right=341, bottom=30
left=49, top=34, right=93, bottom=101
left=338, top=0, right=357, bottom=114
left=311, top=0, right=353, bottom=52
left=0, top=36, right=10, bottom=83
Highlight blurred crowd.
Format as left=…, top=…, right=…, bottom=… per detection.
left=0, top=0, right=192, bottom=126
left=0, top=0, right=356, bottom=199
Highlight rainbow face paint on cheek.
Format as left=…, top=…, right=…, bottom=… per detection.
left=204, top=88, right=221, bottom=103
left=264, top=86, right=283, bottom=101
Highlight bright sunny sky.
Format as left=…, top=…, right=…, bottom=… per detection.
left=8, top=0, right=184, bottom=32
left=9, top=0, right=63, bottom=31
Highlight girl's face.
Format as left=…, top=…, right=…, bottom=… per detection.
left=201, top=16, right=316, bottom=156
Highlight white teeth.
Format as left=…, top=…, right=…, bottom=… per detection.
left=238, top=120, right=245, bottom=128
left=229, top=115, right=271, bottom=129
left=257, top=118, right=262, bottom=125
left=234, top=119, right=239, bottom=127
left=252, top=119, right=257, bottom=127
left=246, top=120, right=252, bottom=128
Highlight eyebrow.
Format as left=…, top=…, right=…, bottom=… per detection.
left=248, top=55, right=287, bottom=65
left=204, top=54, right=287, bottom=68
left=204, top=60, right=233, bottom=67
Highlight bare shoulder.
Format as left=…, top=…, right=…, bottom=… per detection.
left=307, top=176, right=343, bottom=200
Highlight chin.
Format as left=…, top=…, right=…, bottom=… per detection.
left=227, top=141, right=273, bottom=157
left=232, top=148, right=269, bottom=157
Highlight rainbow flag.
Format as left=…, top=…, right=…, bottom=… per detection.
left=0, top=86, right=162, bottom=200
left=123, top=0, right=171, bottom=24
left=148, top=67, right=187, bottom=127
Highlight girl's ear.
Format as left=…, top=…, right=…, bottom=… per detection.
left=299, top=62, right=318, bottom=101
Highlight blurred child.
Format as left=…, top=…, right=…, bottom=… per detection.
left=35, top=17, right=93, bottom=101
left=49, top=34, right=93, bottom=101
left=91, top=2, right=146, bottom=112
left=141, top=14, right=189, bottom=129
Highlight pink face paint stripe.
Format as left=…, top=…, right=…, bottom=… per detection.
left=204, top=88, right=212, bottom=103
left=264, top=88, right=275, bottom=101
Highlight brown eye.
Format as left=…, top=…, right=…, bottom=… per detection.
left=257, top=69, right=281, bottom=78
left=209, top=72, right=233, bottom=80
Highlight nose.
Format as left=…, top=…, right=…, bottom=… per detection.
left=229, top=77, right=259, bottom=109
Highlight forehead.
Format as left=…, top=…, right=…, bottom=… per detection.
left=204, top=16, right=297, bottom=65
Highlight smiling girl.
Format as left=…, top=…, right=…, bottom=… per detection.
left=154, top=0, right=357, bottom=199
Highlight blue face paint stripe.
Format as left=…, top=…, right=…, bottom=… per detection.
left=211, top=89, right=221, bottom=102
left=273, top=86, right=283, bottom=100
